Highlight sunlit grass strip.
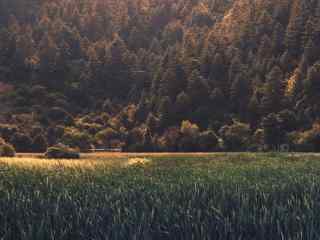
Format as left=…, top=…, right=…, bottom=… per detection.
left=126, top=158, right=151, bottom=166
left=0, top=156, right=154, bottom=170
left=0, top=157, right=125, bottom=169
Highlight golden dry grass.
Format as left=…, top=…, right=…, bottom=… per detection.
left=126, top=158, right=151, bottom=166
left=0, top=157, right=106, bottom=170
left=0, top=153, right=220, bottom=170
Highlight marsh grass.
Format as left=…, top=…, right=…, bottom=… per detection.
left=1, top=153, right=320, bottom=239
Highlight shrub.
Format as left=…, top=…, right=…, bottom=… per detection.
left=146, top=113, right=160, bottom=133
left=250, top=129, right=265, bottom=151
left=45, top=144, right=80, bottom=159
left=0, top=143, right=16, bottom=157
left=180, top=120, right=200, bottom=137
left=288, top=122, right=320, bottom=152
left=123, top=127, right=146, bottom=152
left=95, top=113, right=110, bottom=125
left=95, top=128, right=120, bottom=147
left=10, top=133, right=33, bottom=153
left=76, top=121, right=103, bottom=135
left=30, top=85, right=48, bottom=104
left=156, top=127, right=181, bottom=152
left=32, top=134, right=48, bottom=153
left=108, top=117, right=122, bottom=130
left=198, top=130, right=219, bottom=152
left=47, top=125, right=65, bottom=146
left=278, top=109, right=297, bottom=132
left=30, top=126, right=44, bottom=138
left=46, top=107, right=74, bottom=125
left=0, top=138, right=16, bottom=157
left=219, top=120, right=251, bottom=151
left=0, top=124, right=18, bottom=142
left=179, top=121, right=201, bottom=152
left=62, top=127, right=91, bottom=152
left=102, top=99, right=116, bottom=114
left=262, top=113, right=286, bottom=149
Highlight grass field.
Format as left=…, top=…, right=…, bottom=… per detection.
left=1, top=153, right=320, bottom=239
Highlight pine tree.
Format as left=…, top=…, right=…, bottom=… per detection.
left=262, top=113, right=285, bottom=149
left=261, top=66, right=284, bottom=114
left=304, top=62, right=320, bottom=102
left=271, top=22, right=285, bottom=53
left=303, top=38, right=320, bottom=65
left=158, top=96, right=174, bottom=129
left=258, top=35, right=273, bottom=60
left=285, top=1, right=309, bottom=56
left=228, top=54, right=242, bottom=84
left=248, top=92, right=260, bottom=128
left=146, top=113, right=160, bottom=134
left=209, top=52, right=228, bottom=92
left=230, top=72, right=250, bottom=117
left=175, top=91, right=191, bottom=122
left=142, top=127, right=154, bottom=152
left=159, top=65, right=186, bottom=99
left=187, top=69, right=210, bottom=106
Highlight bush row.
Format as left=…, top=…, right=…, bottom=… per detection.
left=2, top=106, right=320, bottom=153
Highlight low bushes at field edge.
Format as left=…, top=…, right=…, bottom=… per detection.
left=45, top=143, right=80, bottom=159
left=0, top=138, right=16, bottom=157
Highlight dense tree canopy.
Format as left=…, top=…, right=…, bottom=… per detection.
left=1, top=0, right=320, bottom=152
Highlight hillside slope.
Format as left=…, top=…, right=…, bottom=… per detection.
left=0, top=0, right=320, bottom=152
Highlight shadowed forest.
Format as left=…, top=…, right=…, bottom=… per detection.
left=1, top=0, right=320, bottom=153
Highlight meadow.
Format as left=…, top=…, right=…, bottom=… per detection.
left=1, top=152, right=320, bottom=239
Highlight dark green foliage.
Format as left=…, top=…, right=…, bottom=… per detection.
left=230, top=72, right=250, bottom=116
left=187, top=70, right=210, bottom=106
left=146, top=113, right=160, bottom=134
left=0, top=124, right=18, bottom=142
left=288, top=122, right=320, bottom=152
left=123, top=127, right=146, bottom=152
left=10, top=133, right=33, bottom=153
left=62, top=127, right=91, bottom=152
left=46, top=107, right=74, bottom=126
left=157, top=127, right=180, bottom=152
left=261, top=66, right=284, bottom=114
left=0, top=138, right=15, bottom=157
left=142, top=128, right=154, bottom=152
left=179, top=120, right=200, bottom=152
left=95, top=128, right=120, bottom=148
left=304, top=62, right=320, bottom=101
left=277, top=109, right=298, bottom=132
left=209, top=88, right=227, bottom=120
left=219, top=120, right=251, bottom=151
left=175, top=91, right=191, bottom=122
left=158, top=96, right=174, bottom=129
left=262, top=113, right=286, bottom=149
left=46, top=125, right=65, bottom=146
left=285, top=1, right=308, bottom=56
left=0, top=0, right=320, bottom=151
left=198, top=130, right=219, bottom=152
left=32, top=134, right=48, bottom=153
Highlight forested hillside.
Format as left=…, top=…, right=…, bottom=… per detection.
left=1, top=0, right=320, bottom=152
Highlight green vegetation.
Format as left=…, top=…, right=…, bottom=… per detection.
left=1, top=0, right=320, bottom=152
left=1, top=153, right=320, bottom=239
left=0, top=137, right=15, bottom=157
left=45, top=144, right=80, bottom=159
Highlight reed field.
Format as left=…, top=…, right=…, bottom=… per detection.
left=1, top=153, right=320, bottom=239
